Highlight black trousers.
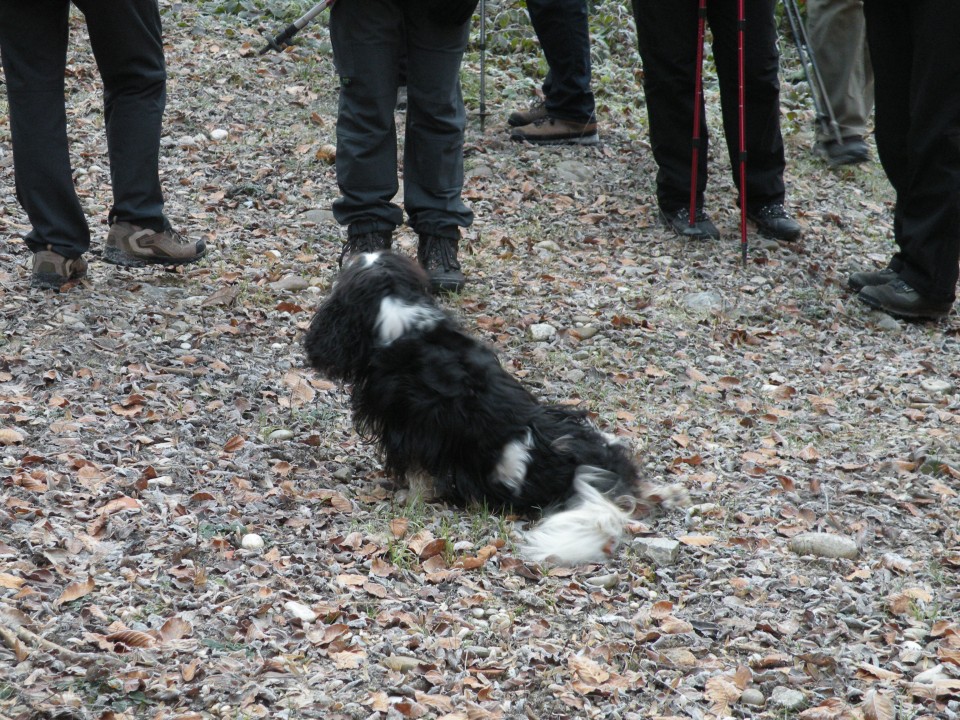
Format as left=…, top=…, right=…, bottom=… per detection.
left=863, top=0, right=960, bottom=303
left=527, top=0, right=595, bottom=123
left=330, top=0, right=473, bottom=240
left=0, top=0, right=169, bottom=259
left=631, top=0, right=786, bottom=213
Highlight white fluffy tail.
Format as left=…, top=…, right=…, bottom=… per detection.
left=519, top=468, right=632, bottom=565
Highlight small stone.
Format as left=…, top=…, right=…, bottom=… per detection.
left=381, top=655, right=420, bottom=672
left=585, top=572, right=620, bottom=589
left=268, top=429, right=294, bottom=442
left=528, top=323, right=557, bottom=342
left=683, top=290, right=726, bottom=315
left=788, top=532, right=858, bottom=559
left=899, top=641, right=924, bottom=664
left=300, top=208, right=334, bottom=224
left=633, top=537, right=680, bottom=566
left=574, top=325, right=599, bottom=340
left=271, top=275, right=310, bottom=292
left=770, top=686, right=805, bottom=710
left=872, top=313, right=902, bottom=332
left=740, top=689, right=765, bottom=707
left=920, top=378, right=953, bottom=395
left=284, top=601, right=317, bottom=623
left=554, top=159, right=592, bottom=182
left=210, top=128, right=229, bottom=142
left=535, top=240, right=561, bottom=253
left=177, top=135, right=200, bottom=149
left=241, top=533, right=265, bottom=550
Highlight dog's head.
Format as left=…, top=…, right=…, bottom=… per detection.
left=304, top=251, right=441, bottom=383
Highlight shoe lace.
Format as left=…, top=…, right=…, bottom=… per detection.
left=423, top=235, right=460, bottom=271
left=757, top=203, right=787, bottom=219
left=340, top=232, right=390, bottom=266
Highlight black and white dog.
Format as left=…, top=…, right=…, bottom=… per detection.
left=304, top=251, right=648, bottom=564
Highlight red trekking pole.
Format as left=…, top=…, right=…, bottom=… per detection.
left=687, top=0, right=708, bottom=233
left=737, top=0, right=748, bottom=264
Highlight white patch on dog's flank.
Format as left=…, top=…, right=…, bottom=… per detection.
left=376, top=297, right=442, bottom=345
left=520, top=468, right=631, bottom=565
left=493, top=431, right=533, bottom=494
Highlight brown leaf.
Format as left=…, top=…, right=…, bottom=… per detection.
left=159, top=617, right=193, bottom=643
left=0, top=428, right=25, bottom=445
left=705, top=676, right=742, bottom=717
left=105, top=630, right=157, bottom=651
left=390, top=517, right=409, bottom=539
left=0, top=572, right=25, bottom=589
left=862, top=688, right=896, bottom=720
left=223, top=435, right=245, bottom=453
left=54, top=575, right=95, bottom=607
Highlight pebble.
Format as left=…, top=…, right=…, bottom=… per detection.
left=241, top=533, right=265, bottom=550
left=740, top=689, right=765, bottom=707
left=268, top=429, right=294, bottom=442
left=873, top=313, right=902, bottom=332
left=770, top=686, right=805, bottom=710
left=683, top=290, right=726, bottom=315
left=920, top=378, right=953, bottom=395
left=575, top=325, right=599, bottom=339
left=535, top=240, right=561, bottom=253
left=284, top=600, right=317, bottom=623
left=788, top=532, right=858, bottom=559
left=209, top=128, right=229, bottom=142
left=528, top=323, right=557, bottom=342
left=585, top=572, right=620, bottom=589
left=633, top=537, right=680, bottom=566
left=271, top=275, right=310, bottom=292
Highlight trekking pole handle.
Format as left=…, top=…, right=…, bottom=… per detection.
left=258, top=0, right=335, bottom=55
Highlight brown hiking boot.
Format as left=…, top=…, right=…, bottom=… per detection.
left=507, top=100, right=547, bottom=127
left=510, top=116, right=600, bottom=146
left=32, top=249, right=88, bottom=291
left=103, top=221, right=206, bottom=268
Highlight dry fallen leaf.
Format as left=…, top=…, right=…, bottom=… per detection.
left=54, top=575, right=95, bottom=607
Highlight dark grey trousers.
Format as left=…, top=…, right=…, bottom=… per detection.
left=0, top=0, right=169, bottom=258
left=329, top=0, right=473, bottom=240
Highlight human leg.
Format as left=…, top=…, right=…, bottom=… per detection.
left=329, top=0, right=405, bottom=239
left=632, top=0, right=707, bottom=216
left=861, top=0, right=960, bottom=311
left=403, top=2, right=473, bottom=291
left=807, top=0, right=872, bottom=163
left=525, top=0, right=594, bottom=123
left=0, top=0, right=90, bottom=259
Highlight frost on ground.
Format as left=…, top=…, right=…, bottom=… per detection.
left=0, top=3, right=958, bottom=720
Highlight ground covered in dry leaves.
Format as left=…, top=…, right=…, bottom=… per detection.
left=1, top=3, right=959, bottom=719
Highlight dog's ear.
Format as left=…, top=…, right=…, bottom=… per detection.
left=304, top=291, right=372, bottom=383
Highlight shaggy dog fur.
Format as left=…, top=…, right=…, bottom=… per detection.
left=304, top=251, right=650, bottom=564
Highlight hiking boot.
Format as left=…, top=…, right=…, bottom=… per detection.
left=747, top=203, right=802, bottom=242
left=510, top=116, right=600, bottom=146
left=104, top=221, right=206, bottom=268
left=417, top=234, right=465, bottom=294
left=338, top=230, right=392, bottom=268
left=858, top=278, right=953, bottom=320
left=508, top=100, right=547, bottom=127
left=32, top=249, right=88, bottom=290
left=814, top=135, right=870, bottom=167
left=848, top=266, right=897, bottom=292
left=659, top=206, right=720, bottom=241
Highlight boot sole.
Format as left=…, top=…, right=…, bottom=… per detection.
left=103, top=245, right=207, bottom=268
left=856, top=292, right=951, bottom=320
left=31, top=272, right=80, bottom=291
left=509, top=133, right=600, bottom=146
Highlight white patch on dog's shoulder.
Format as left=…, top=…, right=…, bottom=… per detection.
left=376, top=297, right=442, bottom=345
left=493, top=431, right=532, bottom=494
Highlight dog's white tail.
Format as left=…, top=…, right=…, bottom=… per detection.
left=519, top=468, right=632, bottom=565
